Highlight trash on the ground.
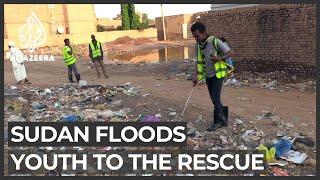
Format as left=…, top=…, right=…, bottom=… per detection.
left=267, top=161, right=288, bottom=167
left=234, top=118, right=244, bottom=125
left=122, top=82, right=132, bottom=86
left=220, top=135, right=228, bottom=145
left=294, top=137, right=314, bottom=147
left=8, top=115, right=26, bottom=122
left=61, top=114, right=82, bottom=122
left=274, top=139, right=292, bottom=157
left=195, top=115, right=206, bottom=124
left=279, top=150, right=308, bottom=164
left=276, top=130, right=286, bottom=137
left=241, top=129, right=264, bottom=145
left=10, top=86, right=18, bottom=90
left=256, top=110, right=278, bottom=120
left=272, top=167, right=289, bottom=176
left=169, top=112, right=177, bottom=117
left=186, top=74, right=192, bottom=80
left=155, top=84, right=164, bottom=87
left=155, top=113, right=162, bottom=118
left=167, top=108, right=176, bottom=112
left=187, top=125, right=198, bottom=138
left=16, top=97, right=28, bottom=103
left=141, top=114, right=161, bottom=122
left=224, top=78, right=240, bottom=86
left=142, top=93, right=151, bottom=97
left=176, top=73, right=186, bottom=76
left=79, top=80, right=88, bottom=87
left=111, top=100, right=123, bottom=106
left=31, top=102, right=47, bottom=110
left=257, top=144, right=275, bottom=162
left=114, top=108, right=130, bottom=118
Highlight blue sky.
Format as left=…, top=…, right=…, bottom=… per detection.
left=94, top=4, right=211, bottom=19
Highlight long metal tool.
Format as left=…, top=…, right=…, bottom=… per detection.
left=181, top=87, right=194, bottom=117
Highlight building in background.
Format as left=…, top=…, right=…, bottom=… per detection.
left=155, top=14, right=194, bottom=41
left=4, top=4, right=96, bottom=51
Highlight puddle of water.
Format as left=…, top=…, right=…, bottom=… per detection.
left=107, top=46, right=195, bottom=64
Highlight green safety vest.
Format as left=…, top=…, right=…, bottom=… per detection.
left=196, top=36, right=228, bottom=80
left=89, top=41, right=102, bottom=58
left=63, top=46, right=77, bottom=65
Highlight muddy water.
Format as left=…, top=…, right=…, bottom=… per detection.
left=107, top=46, right=195, bottom=64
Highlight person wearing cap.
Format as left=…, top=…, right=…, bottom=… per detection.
left=8, top=41, right=31, bottom=85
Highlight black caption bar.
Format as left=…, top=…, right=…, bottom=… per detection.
left=8, top=122, right=187, bottom=147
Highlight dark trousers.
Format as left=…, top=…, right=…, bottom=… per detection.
left=206, top=76, right=224, bottom=112
left=67, top=63, right=79, bottom=77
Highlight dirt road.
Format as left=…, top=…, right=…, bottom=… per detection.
left=4, top=57, right=316, bottom=138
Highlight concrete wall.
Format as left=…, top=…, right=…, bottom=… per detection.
left=196, top=4, right=316, bottom=77
left=96, top=18, right=122, bottom=28
left=4, top=4, right=96, bottom=51
left=4, top=4, right=157, bottom=52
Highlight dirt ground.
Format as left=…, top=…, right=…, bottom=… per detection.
left=3, top=40, right=316, bottom=176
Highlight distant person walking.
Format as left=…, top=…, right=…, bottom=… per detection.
left=63, top=38, right=81, bottom=83
left=89, top=34, right=109, bottom=79
left=8, top=41, right=31, bottom=85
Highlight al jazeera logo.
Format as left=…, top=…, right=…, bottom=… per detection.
left=18, top=10, right=55, bottom=62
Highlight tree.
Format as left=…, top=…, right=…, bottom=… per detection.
left=121, top=4, right=149, bottom=30
left=121, top=4, right=130, bottom=30
left=128, top=4, right=140, bottom=29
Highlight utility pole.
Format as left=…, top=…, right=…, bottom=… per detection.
left=161, top=4, right=167, bottom=41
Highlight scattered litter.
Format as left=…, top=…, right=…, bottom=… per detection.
left=257, top=144, right=275, bottom=162
left=79, top=80, right=88, bottom=87
left=8, top=115, right=26, bottom=122
left=185, top=74, right=192, bottom=80
left=276, top=130, right=286, bottom=137
left=272, top=167, right=289, bottom=176
left=294, top=137, right=314, bottom=147
left=31, top=102, right=47, bottom=110
left=169, top=112, right=177, bottom=117
left=142, top=93, right=151, bottom=97
left=141, top=114, right=161, bottom=122
left=241, top=129, right=264, bottom=145
left=274, top=139, right=292, bottom=157
left=280, top=150, right=308, bottom=164
left=16, top=97, right=28, bottom=103
left=234, top=118, right=244, bottom=125
left=111, top=100, right=123, bottom=106
left=267, top=161, right=288, bottom=167
left=61, top=115, right=82, bottom=122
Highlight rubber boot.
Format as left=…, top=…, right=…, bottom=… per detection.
left=207, top=109, right=222, bottom=131
left=222, top=106, right=228, bottom=127
left=68, top=75, right=75, bottom=83
left=76, top=74, right=81, bottom=83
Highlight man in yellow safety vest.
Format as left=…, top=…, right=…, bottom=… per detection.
left=63, top=38, right=81, bottom=83
left=191, top=22, right=234, bottom=131
left=89, top=34, right=109, bottom=79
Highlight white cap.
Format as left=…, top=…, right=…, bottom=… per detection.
left=8, top=41, right=15, bottom=47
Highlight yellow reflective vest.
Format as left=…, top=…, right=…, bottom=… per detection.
left=196, top=36, right=228, bottom=80
left=89, top=41, right=102, bottom=58
left=63, top=46, right=77, bottom=66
